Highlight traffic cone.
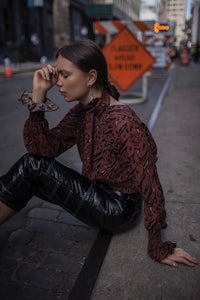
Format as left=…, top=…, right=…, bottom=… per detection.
left=4, top=57, right=13, bottom=77
left=5, top=66, right=13, bottom=77
left=180, top=48, right=189, bottom=66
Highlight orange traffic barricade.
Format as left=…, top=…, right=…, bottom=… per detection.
left=180, top=48, right=189, bottom=66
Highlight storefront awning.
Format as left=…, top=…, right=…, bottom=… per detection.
left=85, top=4, right=113, bottom=18
left=85, top=4, right=131, bottom=20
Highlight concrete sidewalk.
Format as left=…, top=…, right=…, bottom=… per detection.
left=91, top=63, right=200, bottom=300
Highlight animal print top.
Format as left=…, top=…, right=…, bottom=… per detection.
left=22, top=89, right=176, bottom=262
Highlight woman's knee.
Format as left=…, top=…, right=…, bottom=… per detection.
left=18, top=153, right=55, bottom=176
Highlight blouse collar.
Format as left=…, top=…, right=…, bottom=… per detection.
left=76, top=89, right=110, bottom=113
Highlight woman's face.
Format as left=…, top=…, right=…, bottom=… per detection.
left=56, top=55, right=91, bottom=105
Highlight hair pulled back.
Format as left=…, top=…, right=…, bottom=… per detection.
left=56, top=39, right=120, bottom=100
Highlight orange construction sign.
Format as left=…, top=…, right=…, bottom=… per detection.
left=103, top=26, right=155, bottom=91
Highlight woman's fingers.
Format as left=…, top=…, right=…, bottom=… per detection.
left=161, top=248, right=198, bottom=267
left=161, top=257, right=178, bottom=267
left=174, top=248, right=198, bottom=264
left=41, top=64, right=56, bottom=80
left=162, top=257, right=197, bottom=267
left=33, top=65, right=58, bottom=93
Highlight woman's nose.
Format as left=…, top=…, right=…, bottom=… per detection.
left=56, top=75, right=62, bottom=86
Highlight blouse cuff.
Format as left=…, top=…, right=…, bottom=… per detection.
left=18, top=90, right=59, bottom=112
left=148, top=228, right=176, bottom=262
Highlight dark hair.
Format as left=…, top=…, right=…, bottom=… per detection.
left=56, top=39, right=120, bottom=100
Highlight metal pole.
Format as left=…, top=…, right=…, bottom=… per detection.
left=120, top=72, right=149, bottom=105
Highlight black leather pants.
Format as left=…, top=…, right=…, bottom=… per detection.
left=0, top=153, right=142, bottom=232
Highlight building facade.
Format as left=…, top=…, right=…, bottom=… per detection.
left=166, top=0, right=187, bottom=47
left=139, top=0, right=162, bottom=21
left=53, top=0, right=93, bottom=51
left=0, top=0, right=54, bottom=62
left=0, top=0, right=140, bottom=62
left=87, top=0, right=140, bottom=20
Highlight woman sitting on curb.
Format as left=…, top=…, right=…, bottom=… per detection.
left=0, top=39, right=198, bottom=267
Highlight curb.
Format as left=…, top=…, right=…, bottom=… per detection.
left=0, top=61, right=56, bottom=76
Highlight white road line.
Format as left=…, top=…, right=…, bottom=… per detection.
left=148, top=75, right=172, bottom=131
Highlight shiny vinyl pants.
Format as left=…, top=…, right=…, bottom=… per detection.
left=0, top=153, right=142, bottom=232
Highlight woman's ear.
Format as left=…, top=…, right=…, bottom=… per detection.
left=88, top=69, right=98, bottom=86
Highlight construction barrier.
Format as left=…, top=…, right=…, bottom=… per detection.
left=94, top=20, right=151, bottom=36
left=180, top=48, right=189, bottom=66
left=94, top=20, right=176, bottom=69
left=100, top=25, right=155, bottom=104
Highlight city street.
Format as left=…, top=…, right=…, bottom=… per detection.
left=0, top=0, right=199, bottom=298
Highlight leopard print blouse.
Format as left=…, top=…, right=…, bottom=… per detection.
left=21, top=89, right=176, bottom=262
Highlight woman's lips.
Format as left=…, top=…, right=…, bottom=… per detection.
left=60, top=91, right=66, bottom=97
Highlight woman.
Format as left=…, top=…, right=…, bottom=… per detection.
left=0, top=39, right=197, bottom=267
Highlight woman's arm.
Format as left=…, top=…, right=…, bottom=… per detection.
left=23, top=111, right=77, bottom=157
left=118, top=114, right=198, bottom=266
left=20, top=65, right=77, bottom=157
left=134, top=123, right=198, bottom=266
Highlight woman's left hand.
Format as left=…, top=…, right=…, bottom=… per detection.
left=161, top=247, right=198, bottom=267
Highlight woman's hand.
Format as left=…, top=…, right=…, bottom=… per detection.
left=32, top=64, right=58, bottom=103
left=161, top=248, right=198, bottom=267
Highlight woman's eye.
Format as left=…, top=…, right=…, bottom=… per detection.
left=59, top=71, right=69, bottom=79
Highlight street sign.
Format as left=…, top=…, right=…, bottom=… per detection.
left=147, top=47, right=167, bottom=68
left=103, top=26, right=155, bottom=91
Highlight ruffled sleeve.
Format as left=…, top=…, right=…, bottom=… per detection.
left=18, top=90, right=59, bottom=112
left=148, top=228, right=176, bottom=261
left=20, top=91, right=78, bottom=157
